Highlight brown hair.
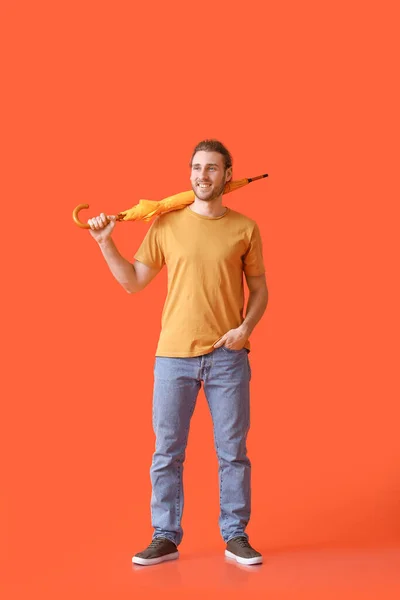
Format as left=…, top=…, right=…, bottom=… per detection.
left=189, top=139, right=233, bottom=171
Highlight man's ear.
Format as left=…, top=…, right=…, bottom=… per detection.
left=225, top=166, right=233, bottom=183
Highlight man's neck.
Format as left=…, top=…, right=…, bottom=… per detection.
left=189, top=196, right=227, bottom=218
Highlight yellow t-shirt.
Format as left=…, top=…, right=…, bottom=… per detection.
left=134, top=205, right=265, bottom=357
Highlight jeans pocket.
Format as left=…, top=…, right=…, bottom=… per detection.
left=221, top=346, right=245, bottom=354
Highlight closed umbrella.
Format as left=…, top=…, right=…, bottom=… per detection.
left=72, top=174, right=268, bottom=229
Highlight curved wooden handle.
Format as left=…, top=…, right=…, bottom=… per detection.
left=72, top=204, right=91, bottom=229
left=72, top=204, right=124, bottom=228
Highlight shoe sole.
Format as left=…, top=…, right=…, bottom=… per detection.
left=132, top=551, right=179, bottom=566
left=225, top=550, right=263, bottom=565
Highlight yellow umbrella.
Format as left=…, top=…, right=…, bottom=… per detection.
left=72, top=174, right=268, bottom=229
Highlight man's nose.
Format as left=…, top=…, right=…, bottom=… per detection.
left=199, top=167, right=208, bottom=178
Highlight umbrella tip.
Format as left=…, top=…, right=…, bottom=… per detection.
left=248, top=173, right=269, bottom=183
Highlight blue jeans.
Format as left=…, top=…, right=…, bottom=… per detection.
left=150, top=346, right=252, bottom=546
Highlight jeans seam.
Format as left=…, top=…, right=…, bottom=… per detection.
left=175, top=388, right=198, bottom=531
left=206, top=400, right=225, bottom=531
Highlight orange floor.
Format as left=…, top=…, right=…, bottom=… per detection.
left=4, top=541, right=400, bottom=599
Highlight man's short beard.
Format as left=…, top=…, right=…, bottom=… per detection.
left=192, top=177, right=227, bottom=202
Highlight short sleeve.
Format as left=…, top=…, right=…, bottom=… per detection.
left=243, top=222, right=265, bottom=277
left=134, top=218, right=165, bottom=270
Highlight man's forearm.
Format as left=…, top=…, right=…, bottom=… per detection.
left=240, top=287, right=269, bottom=337
left=98, top=238, right=138, bottom=293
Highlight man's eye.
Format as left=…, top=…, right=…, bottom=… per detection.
left=209, top=167, right=215, bottom=171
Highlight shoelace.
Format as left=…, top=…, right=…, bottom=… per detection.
left=232, top=536, right=251, bottom=548
left=149, top=537, right=172, bottom=548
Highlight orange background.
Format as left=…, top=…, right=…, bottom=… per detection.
left=2, top=0, right=399, bottom=598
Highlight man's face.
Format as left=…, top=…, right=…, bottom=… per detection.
left=190, top=151, right=232, bottom=202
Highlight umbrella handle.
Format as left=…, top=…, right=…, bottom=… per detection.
left=72, top=204, right=124, bottom=228
left=72, top=204, right=91, bottom=228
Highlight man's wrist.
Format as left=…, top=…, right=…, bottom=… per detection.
left=98, top=237, right=114, bottom=250
left=239, top=322, right=252, bottom=338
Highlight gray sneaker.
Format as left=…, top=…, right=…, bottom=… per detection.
left=225, top=536, right=263, bottom=565
left=132, top=537, right=179, bottom=566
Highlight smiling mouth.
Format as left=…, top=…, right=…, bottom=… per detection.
left=197, top=183, right=212, bottom=189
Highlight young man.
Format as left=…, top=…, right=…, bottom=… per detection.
left=88, top=140, right=268, bottom=566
